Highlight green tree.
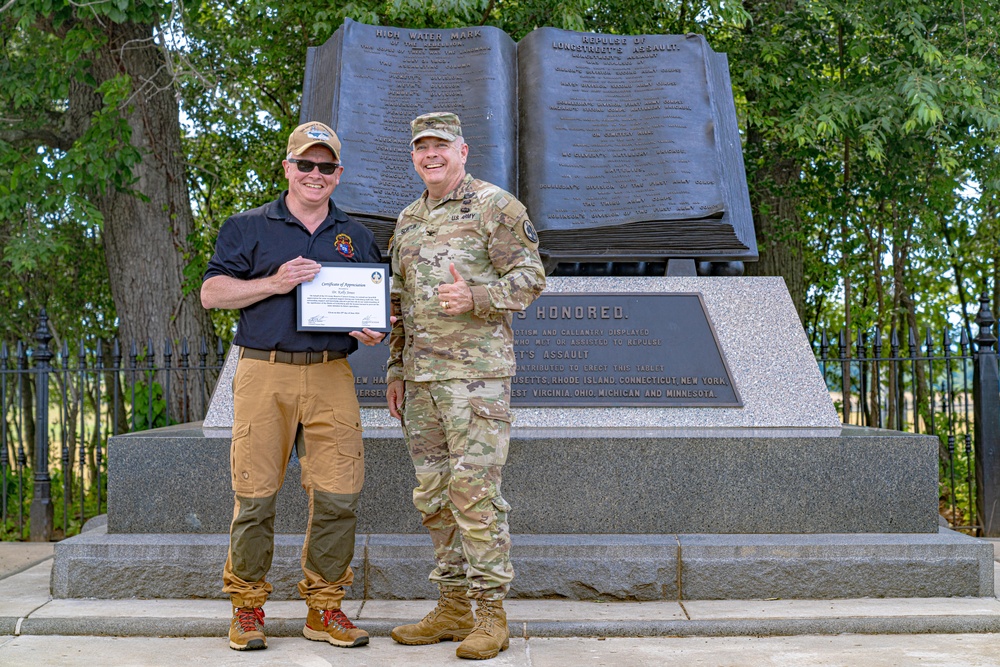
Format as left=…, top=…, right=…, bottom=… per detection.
left=6, top=0, right=1000, bottom=369
left=1, top=0, right=218, bottom=416
left=723, top=0, right=1000, bottom=332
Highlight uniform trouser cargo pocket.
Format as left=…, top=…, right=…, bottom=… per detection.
left=230, top=420, right=253, bottom=496
left=331, top=437, right=364, bottom=495
left=466, top=395, right=512, bottom=466
left=303, top=411, right=364, bottom=496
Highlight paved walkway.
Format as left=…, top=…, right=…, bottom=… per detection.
left=3, top=541, right=1000, bottom=665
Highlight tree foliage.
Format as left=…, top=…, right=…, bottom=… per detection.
left=3, top=0, right=1000, bottom=368
left=2, top=0, right=219, bottom=419
left=724, top=0, right=1000, bottom=341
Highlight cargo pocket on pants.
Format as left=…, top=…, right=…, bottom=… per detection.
left=331, top=414, right=364, bottom=494
left=465, top=398, right=512, bottom=466
left=482, top=494, right=512, bottom=539
left=231, top=420, right=253, bottom=495
left=491, top=495, right=511, bottom=519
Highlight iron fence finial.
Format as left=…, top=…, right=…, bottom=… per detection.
left=975, top=293, right=996, bottom=351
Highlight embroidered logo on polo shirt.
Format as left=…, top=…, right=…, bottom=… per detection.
left=335, top=233, right=355, bottom=258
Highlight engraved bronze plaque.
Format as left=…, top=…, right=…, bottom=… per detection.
left=348, top=293, right=741, bottom=407
left=301, top=20, right=757, bottom=264
left=304, top=20, right=518, bottom=223
left=518, top=31, right=725, bottom=230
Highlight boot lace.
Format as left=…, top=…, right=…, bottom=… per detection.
left=430, top=595, right=453, bottom=617
left=322, top=608, right=358, bottom=630
left=473, top=601, right=499, bottom=633
left=427, top=590, right=466, bottom=623
left=235, top=606, right=265, bottom=633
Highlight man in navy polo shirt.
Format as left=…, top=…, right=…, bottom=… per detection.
left=202, top=121, right=383, bottom=652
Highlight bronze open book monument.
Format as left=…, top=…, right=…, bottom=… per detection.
left=301, top=19, right=757, bottom=268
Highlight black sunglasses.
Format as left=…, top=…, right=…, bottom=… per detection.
left=288, top=158, right=340, bottom=175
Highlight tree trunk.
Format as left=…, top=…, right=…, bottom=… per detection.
left=888, top=219, right=909, bottom=431
left=743, top=149, right=806, bottom=320
left=904, top=295, right=929, bottom=433
left=101, top=342, right=130, bottom=437
left=71, top=21, right=217, bottom=421
left=866, top=205, right=886, bottom=428
left=740, top=0, right=806, bottom=322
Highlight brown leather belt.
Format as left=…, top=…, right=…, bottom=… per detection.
left=240, top=347, right=346, bottom=365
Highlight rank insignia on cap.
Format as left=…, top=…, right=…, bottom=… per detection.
left=410, top=112, right=463, bottom=144
left=523, top=219, right=538, bottom=244
left=335, top=233, right=355, bottom=258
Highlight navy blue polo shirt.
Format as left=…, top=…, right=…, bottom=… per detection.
left=204, top=192, right=382, bottom=354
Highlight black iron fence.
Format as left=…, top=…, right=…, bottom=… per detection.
left=3, top=296, right=1000, bottom=541
left=811, top=294, right=1000, bottom=536
left=1, top=311, right=227, bottom=541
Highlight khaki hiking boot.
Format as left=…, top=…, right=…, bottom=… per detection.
left=391, top=587, right=474, bottom=645
left=456, top=599, right=509, bottom=660
left=303, top=607, right=370, bottom=647
left=229, top=606, right=266, bottom=651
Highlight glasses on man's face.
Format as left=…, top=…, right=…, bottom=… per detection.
left=288, top=158, right=340, bottom=175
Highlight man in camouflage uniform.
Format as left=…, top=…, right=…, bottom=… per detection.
left=386, top=112, right=546, bottom=660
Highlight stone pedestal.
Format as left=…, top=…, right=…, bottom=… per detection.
left=53, top=421, right=991, bottom=600
left=105, top=424, right=938, bottom=536
left=52, top=278, right=994, bottom=600
left=53, top=525, right=992, bottom=600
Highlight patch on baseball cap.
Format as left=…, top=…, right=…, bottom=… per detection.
left=287, top=121, right=341, bottom=160
left=410, top=112, right=462, bottom=145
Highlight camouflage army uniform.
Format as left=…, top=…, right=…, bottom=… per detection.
left=388, top=172, right=545, bottom=600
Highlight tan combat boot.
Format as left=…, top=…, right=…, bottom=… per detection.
left=390, top=587, right=475, bottom=645
left=456, top=599, right=509, bottom=660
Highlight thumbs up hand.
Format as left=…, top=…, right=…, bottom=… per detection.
left=437, top=263, right=474, bottom=315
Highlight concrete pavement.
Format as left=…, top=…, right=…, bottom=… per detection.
left=4, top=541, right=1000, bottom=665
left=5, top=634, right=1000, bottom=666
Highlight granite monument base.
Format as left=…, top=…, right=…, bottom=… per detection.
left=106, top=424, right=938, bottom=535
left=52, top=526, right=991, bottom=600
left=51, top=423, right=994, bottom=600
left=51, top=276, right=993, bottom=600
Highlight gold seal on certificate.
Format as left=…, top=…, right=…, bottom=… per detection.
left=297, top=263, right=391, bottom=332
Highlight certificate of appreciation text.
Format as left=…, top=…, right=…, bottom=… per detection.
left=297, top=263, right=391, bottom=333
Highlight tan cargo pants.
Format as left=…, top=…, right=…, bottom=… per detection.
left=222, top=353, right=364, bottom=610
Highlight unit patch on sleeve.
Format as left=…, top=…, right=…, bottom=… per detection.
left=522, top=219, right=539, bottom=244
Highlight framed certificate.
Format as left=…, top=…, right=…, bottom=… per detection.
left=297, top=263, right=391, bottom=332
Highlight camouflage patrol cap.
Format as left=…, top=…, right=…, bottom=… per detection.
left=410, top=112, right=462, bottom=145
left=287, top=121, right=341, bottom=160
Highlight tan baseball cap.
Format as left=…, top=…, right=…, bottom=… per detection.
left=287, top=121, right=341, bottom=160
left=410, top=112, right=462, bottom=145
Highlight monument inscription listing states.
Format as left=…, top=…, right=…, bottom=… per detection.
left=301, top=20, right=758, bottom=260
left=348, top=293, right=740, bottom=407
